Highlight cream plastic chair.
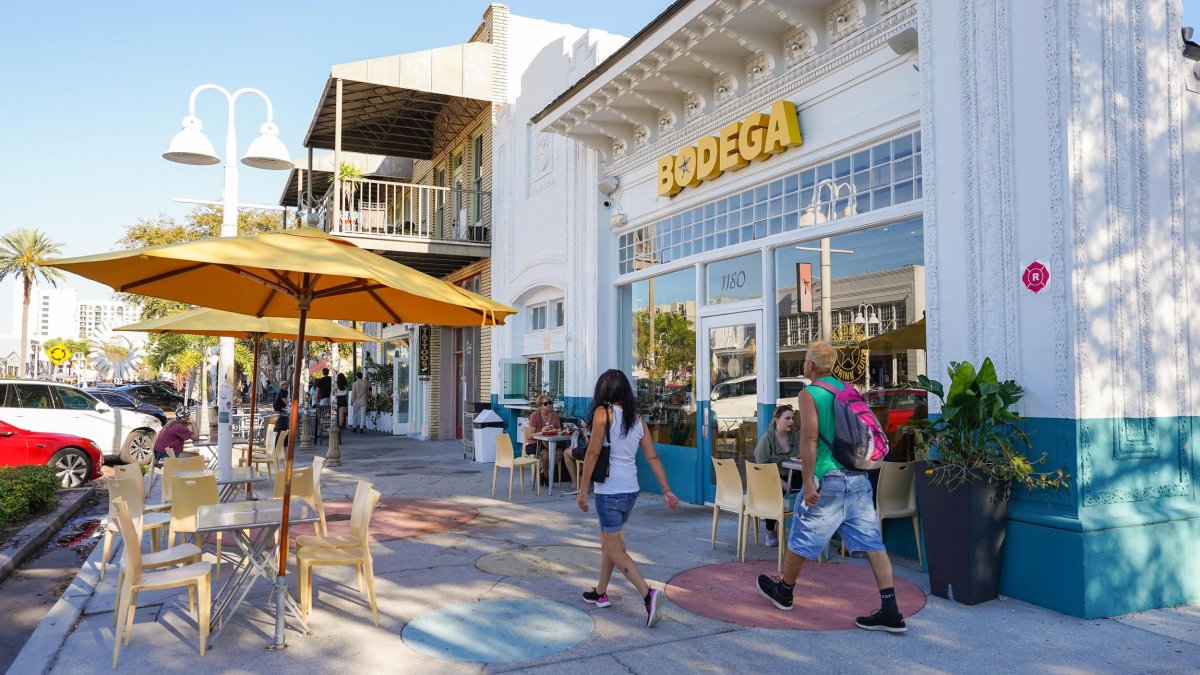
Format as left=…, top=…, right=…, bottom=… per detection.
left=110, top=499, right=212, bottom=668
left=876, top=461, right=922, bottom=567
left=236, top=420, right=276, bottom=465
left=491, top=433, right=539, bottom=499
left=250, top=431, right=287, bottom=480
left=297, top=486, right=381, bottom=626
left=711, top=458, right=746, bottom=556
left=273, top=465, right=327, bottom=536
left=160, top=456, right=207, bottom=506
left=311, top=456, right=328, bottom=535
left=295, top=480, right=370, bottom=551
left=109, top=498, right=202, bottom=628
left=100, top=477, right=169, bottom=581
left=111, top=464, right=161, bottom=509
left=169, top=474, right=223, bottom=579
left=742, top=461, right=792, bottom=574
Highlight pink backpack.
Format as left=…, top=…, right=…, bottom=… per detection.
left=810, top=380, right=891, bottom=471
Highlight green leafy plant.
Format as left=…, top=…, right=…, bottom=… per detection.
left=364, top=356, right=394, bottom=425
left=906, top=358, right=1069, bottom=492
left=0, top=465, right=59, bottom=526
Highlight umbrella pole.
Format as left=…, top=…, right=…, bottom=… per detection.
left=327, top=339, right=341, bottom=466
left=272, top=306, right=308, bottom=650
left=246, top=335, right=262, bottom=494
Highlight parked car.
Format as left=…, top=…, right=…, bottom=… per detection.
left=710, top=376, right=810, bottom=422
left=864, top=388, right=929, bottom=433
left=114, top=383, right=197, bottom=414
left=86, top=389, right=168, bottom=425
left=0, top=420, right=103, bottom=487
left=0, top=380, right=162, bottom=465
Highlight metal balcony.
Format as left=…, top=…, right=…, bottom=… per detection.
left=316, top=177, right=490, bottom=277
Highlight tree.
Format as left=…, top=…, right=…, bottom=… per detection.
left=0, top=229, right=64, bottom=377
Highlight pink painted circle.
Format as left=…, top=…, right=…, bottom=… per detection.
left=321, top=498, right=478, bottom=543
left=666, top=559, right=927, bottom=630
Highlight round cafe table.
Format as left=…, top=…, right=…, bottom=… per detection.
left=532, top=433, right=573, bottom=496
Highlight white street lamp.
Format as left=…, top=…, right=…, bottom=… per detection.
left=164, top=84, right=293, bottom=478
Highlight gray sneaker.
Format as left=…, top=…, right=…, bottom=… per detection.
left=645, top=588, right=663, bottom=627
left=765, top=530, right=779, bottom=547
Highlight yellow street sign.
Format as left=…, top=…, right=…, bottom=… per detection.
left=45, top=343, right=73, bottom=366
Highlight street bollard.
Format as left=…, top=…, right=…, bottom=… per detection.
left=298, top=408, right=313, bottom=450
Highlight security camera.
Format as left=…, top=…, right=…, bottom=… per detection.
left=1184, top=27, right=1200, bottom=61
left=598, top=177, right=620, bottom=195
left=603, top=200, right=612, bottom=208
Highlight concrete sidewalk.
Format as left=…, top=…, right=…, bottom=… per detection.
left=15, top=432, right=1200, bottom=674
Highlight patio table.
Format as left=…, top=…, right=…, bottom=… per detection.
left=196, top=498, right=318, bottom=647
left=176, top=467, right=267, bottom=502
left=782, top=459, right=804, bottom=500
left=532, top=433, right=573, bottom=496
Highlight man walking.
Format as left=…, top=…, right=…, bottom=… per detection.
left=350, top=370, right=368, bottom=433
left=754, top=339, right=907, bottom=633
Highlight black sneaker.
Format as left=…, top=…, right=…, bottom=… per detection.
left=855, top=608, right=907, bottom=634
left=756, top=574, right=794, bottom=611
left=540, top=475, right=550, bottom=487
left=582, top=588, right=611, bottom=608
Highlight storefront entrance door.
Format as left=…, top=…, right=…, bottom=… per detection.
left=699, top=310, right=763, bottom=504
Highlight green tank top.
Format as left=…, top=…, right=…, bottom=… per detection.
left=806, top=376, right=847, bottom=481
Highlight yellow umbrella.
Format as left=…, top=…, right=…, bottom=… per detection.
left=863, top=318, right=926, bottom=351
left=48, top=227, right=514, bottom=647
left=115, top=307, right=378, bottom=468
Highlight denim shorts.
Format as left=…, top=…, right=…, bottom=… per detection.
left=594, top=492, right=638, bottom=532
left=786, top=469, right=886, bottom=560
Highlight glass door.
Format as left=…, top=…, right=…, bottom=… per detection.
left=699, top=310, right=763, bottom=503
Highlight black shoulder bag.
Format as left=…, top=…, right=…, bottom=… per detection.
left=588, top=405, right=613, bottom=484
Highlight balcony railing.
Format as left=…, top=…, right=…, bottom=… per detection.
left=317, top=177, right=491, bottom=244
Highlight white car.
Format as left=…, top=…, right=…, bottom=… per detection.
left=0, top=380, right=162, bottom=465
left=710, top=376, right=811, bottom=422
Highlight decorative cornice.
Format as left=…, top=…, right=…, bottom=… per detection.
left=600, top=4, right=917, bottom=176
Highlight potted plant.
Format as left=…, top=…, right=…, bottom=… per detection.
left=906, top=358, right=1068, bottom=605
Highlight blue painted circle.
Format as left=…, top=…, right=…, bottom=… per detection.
left=402, top=598, right=593, bottom=663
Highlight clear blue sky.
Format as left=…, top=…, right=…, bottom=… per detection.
left=1, top=1, right=1198, bottom=322
left=0, top=0, right=669, bottom=323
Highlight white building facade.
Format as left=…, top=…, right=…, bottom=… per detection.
left=526, top=0, right=1200, bottom=620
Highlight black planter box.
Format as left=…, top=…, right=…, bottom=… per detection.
left=915, top=464, right=1010, bottom=605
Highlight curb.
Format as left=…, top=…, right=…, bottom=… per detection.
left=6, top=520, right=111, bottom=675
left=0, top=487, right=96, bottom=586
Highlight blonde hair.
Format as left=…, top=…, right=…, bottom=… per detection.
left=535, top=394, right=554, bottom=407
left=805, top=340, right=836, bottom=372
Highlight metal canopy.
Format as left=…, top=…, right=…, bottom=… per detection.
left=303, top=43, right=494, bottom=160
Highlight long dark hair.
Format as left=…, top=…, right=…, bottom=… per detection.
left=336, top=373, right=348, bottom=390
left=589, top=369, right=638, bottom=436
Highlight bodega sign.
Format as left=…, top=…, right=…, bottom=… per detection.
left=658, top=100, right=802, bottom=197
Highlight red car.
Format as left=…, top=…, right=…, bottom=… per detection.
left=864, top=389, right=929, bottom=434
left=0, top=420, right=104, bottom=487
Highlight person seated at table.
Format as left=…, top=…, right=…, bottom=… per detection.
left=754, top=404, right=801, bottom=547
left=154, top=406, right=199, bottom=464
left=562, top=418, right=590, bottom=496
left=524, top=394, right=561, bottom=487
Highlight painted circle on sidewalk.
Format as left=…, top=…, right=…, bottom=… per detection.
left=666, top=559, right=927, bottom=630
left=402, top=598, right=593, bottom=663
left=475, top=544, right=651, bottom=578
left=322, top=498, right=477, bottom=543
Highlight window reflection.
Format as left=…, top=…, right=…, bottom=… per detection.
left=775, top=218, right=927, bottom=391
left=623, top=268, right=697, bottom=447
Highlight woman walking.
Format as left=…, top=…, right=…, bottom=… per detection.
left=576, top=369, right=679, bottom=627
left=335, top=373, right=350, bottom=431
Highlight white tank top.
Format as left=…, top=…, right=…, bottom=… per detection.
left=595, top=405, right=642, bottom=495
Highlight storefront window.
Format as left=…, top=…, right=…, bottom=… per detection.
left=621, top=267, right=697, bottom=447
left=705, top=252, right=762, bottom=305
left=619, top=130, right=922, bottom=274
left=774, top=218, right=926, bottom=393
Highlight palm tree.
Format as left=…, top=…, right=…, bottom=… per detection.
left=0, top=229, right=64, bottom=378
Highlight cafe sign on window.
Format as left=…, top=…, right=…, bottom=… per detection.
left=658, top=100, right=802, bottom=197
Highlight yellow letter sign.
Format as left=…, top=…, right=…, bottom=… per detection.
left=657, top=100, right=802, bottom=197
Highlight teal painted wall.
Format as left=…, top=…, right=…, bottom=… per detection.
left=991, top=415, right=1200, bottom=618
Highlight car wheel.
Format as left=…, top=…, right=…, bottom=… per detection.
left=120, top=430, right=155, bottom=465
left=49, top=448, right=93, bottom=488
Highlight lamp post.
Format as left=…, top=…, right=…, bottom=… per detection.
left=164, top=84, right=293, bottom=478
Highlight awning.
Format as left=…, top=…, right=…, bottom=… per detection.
left=864, top=319, right=926, bottom=351
left=303, top=42, right=494, bottom=160
left=278, top=152, right=413, bottom=207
